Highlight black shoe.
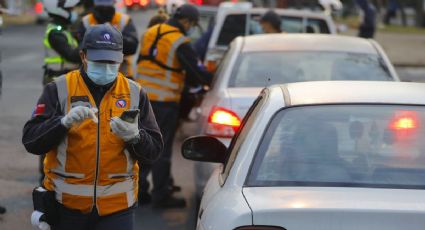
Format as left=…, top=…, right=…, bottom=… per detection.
left=138, top=193, right=152, bottom=205
left=153, top=196, right=186, bottom=209
left=0, top=206, right=6, bottom=214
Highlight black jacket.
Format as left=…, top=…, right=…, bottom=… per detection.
left=48, top=18, right=81, bottom=64
left=170, top=19, right=212, bottom=87
left=22, top=69, right=163, bottom=163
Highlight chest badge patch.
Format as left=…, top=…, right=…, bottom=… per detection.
left=116, top=99, right=127, bottom=108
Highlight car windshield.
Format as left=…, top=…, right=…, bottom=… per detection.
left=229, top=51, right=393, bottom=87
left=247, top=105, right=425, bottom=189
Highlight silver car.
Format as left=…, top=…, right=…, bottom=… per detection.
left=183, top=81, right=425, bottom=230
left=188, top=34, right=400, bottom=198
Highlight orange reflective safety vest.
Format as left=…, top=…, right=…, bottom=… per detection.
left=135, top=23, right=190, bottom=102
left=82, top=12, right=134, bottom=77
left=43, top=70, right=141, bottom=216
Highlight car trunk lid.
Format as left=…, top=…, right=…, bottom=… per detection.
left=243, top=187, right=425, bottom=229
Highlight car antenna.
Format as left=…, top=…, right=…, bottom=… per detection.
left=265, top=76, right=271, bottom=88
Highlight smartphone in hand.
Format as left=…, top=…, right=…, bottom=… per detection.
left=120, top=109, right=140, bottom=123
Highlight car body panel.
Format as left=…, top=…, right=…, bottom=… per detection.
left=285, top=81, right=425, bottom=106
left=243, top=187, right=425, bottom=229
left=199, top=168, right=253, bottom=230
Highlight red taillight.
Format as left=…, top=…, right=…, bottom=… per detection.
left=391, top=117, right=417, bottom=130
left=206, top=107, right=241, bottom=137
left=194, top=0, right=203, bottom=5
left=125, top=0, right=133, bottom=6
left=389, top=111, right=420, bottom=141
left=155, top=0, right=165, bottom=6
left=390, top=111, right=419, bottom=131
left=139, top=0, right=149, bottom=6
left=35, top=2, right=43, bottom=14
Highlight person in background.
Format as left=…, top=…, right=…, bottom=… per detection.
left=42, top=0, right=81, bottom=85
left=39, top=0, right=82, bottom=186
left=260, top=10, right=282, bottom=33
left=147, top=8, right=169, bottom=28
left=135, top=4, right=211, bottom=208
left=77, top=0, right=138, bottom=78
left=355, top=0, right=376, bottom=38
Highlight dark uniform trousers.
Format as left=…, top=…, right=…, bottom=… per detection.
left=139, top=101, right=180, bottom=202
left=53, top=205, right=135, bottom=230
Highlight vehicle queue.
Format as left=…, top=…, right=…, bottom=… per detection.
left=7, top=0, right=425, bottom=229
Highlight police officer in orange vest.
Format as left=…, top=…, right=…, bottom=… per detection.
left=136, top=4, right=211, bottom=208
left=23, top=24, right=163, bottom=229
left=77, top=0, right=138, bottom=78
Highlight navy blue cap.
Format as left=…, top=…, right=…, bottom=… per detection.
left=173, top=4, right=200, bottom=23
left=82, top=24, right=123, bottom=63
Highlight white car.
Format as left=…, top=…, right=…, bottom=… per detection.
left=183, top=81, right=425, bottom=230
left=189, top=34, right=400, bottom=198
left=193, top=2, right=337, bottom=71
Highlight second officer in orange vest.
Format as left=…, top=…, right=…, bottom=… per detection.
left=136, top=4, right=211, bottom=208
left=77, top=0, right=138, bottom=78
left=23, top=24, right=163, bottom=229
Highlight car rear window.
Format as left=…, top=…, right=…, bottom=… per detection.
left=246, top=105, right=425, bottom=189
left=229, top=51, right=393, bottom=87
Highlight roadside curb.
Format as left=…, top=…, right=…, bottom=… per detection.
left=2, top=14, right=36, bottom=26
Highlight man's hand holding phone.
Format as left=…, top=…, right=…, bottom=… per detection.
left=110, top=109, right=140, bottom=142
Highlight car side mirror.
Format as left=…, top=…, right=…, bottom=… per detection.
left=181, top=136, right=227, bottom=163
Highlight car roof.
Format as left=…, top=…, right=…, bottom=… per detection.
left=273, top=81, right=425, bottom=106
left=240, top=34, right=377, bottom=54
left=251, top=8, right=330, bottom=19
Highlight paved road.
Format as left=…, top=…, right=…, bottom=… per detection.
left=0, top=9, right=424, bottom=230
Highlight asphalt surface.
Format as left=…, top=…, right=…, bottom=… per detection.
left=0, top=9, right=424, bottom=230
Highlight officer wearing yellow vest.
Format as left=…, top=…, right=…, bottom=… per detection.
left=39, top=0, right=82, bottom=187
left=42, top=0, right=81, bottom=85
left=77, top=0, right=138, bottom=78
left=23, top=24, right=163, bottom=229
left=136, top=4, right=211, bottom=208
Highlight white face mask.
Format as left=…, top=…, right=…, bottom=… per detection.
left=86, top=61, right=120, bottom=85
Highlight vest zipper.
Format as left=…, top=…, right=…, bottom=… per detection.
left=92, top=86, right=114, bottom=212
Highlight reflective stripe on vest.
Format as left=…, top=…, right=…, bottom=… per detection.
left=136, top=24, right=189, bottom=102
left=82, top=13, right=130, bottom=31
left=43, top=24, right=79, bottom=69
left=45, top=71, right=141, bottom=216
